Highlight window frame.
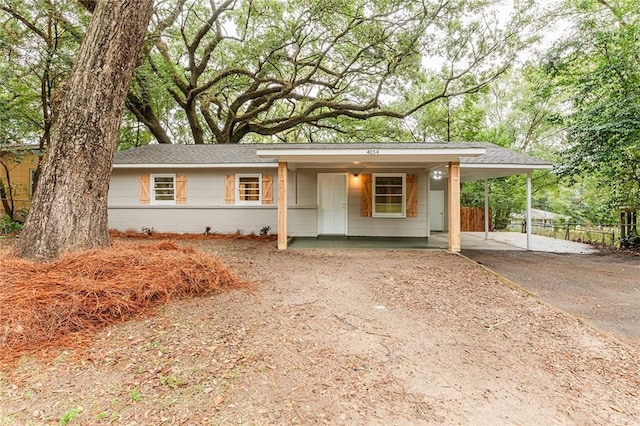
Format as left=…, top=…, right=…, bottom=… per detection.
left=372, top=173, right=406, bottom=218
left=236, top=173, right=262, bottom=205
left=150, top=173, right=176, bottom=204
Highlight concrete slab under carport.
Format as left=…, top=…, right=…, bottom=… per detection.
left=289, top=232, right=598, bottom=253
left=289, top=236, right=440, bottom=250
left=447, top=232, right=598, bottom=254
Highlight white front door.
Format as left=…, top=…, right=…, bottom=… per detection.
left=318, top=173, right=347, bottom=235
left=429, top=190, right=445, bottom=231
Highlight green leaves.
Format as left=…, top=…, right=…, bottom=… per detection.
left=545, top=3, right=640, bottom=209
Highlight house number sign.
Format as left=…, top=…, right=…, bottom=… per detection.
left=366, top=149, right=380, bottom=155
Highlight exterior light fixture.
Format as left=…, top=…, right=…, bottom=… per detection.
left=432, top=170, right=443, bottom=180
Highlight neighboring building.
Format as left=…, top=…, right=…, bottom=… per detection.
left=109, top=142, right=551, bottom=251
left=512, top=208, right=570, bottom=223
left=0, top=145, right=43, bottom=221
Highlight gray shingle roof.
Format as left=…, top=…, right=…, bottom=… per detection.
left=113, top=144, right=275, bottom=164
left=461, top=142, right=550, bottom=166
left=113, top=142, right=550, bottom=166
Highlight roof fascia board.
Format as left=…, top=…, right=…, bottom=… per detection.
left=256, top=148, right=486, bottom=160
left=113, top=163, right=277, bottom=169
left=461, top=163, right=552, bottom=169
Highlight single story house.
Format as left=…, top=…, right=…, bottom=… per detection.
left=108, top=142, right=551, bottom=251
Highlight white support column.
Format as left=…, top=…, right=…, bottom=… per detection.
left=426, top=170, right=431, bottom=238
left=278, top=161, right=288, bottom=250
left=484, top=179, right=489, bottom=240
left=448, top=162, right=461, bottom=252
left=526, top=172, right=532, bottom=251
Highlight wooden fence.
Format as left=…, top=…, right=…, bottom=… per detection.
left=461, top=207, right=491, bottom=232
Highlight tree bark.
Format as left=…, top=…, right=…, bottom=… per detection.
left=126, top=92, right=173, bottom=144
left=185, top=100, right=206, bottom=144
left=15, top=0, right=153, bottom=262
left=0, top=161, right=14, bottom=219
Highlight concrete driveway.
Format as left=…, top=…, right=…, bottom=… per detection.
left=461, top=248, right=640, bottom=342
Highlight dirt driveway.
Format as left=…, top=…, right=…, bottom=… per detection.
left=1, top=239, right=640, bottom=424
left=462, top=250, right=640, bottom=342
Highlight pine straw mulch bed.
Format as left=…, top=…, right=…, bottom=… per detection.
left=109, top=229, right=278, bottom=241
left=0, top=240, right=247, bottom=368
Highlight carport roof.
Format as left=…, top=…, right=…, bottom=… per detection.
left=113, top=142, right=551, bottom=179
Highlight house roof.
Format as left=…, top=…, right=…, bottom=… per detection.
left=113, top=143, right=276, bottom=166
left=113, top=142, right=552, bottom=180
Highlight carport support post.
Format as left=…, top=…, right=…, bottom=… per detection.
left=278, top=161, right=288, bottom=250
left=526, top=172, right=532, bottom=250
left=448, top=161, right=461, bottom=252
left=484, top=179, right=489, bottom=240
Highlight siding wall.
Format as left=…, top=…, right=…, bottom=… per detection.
left=108, top=167, right=445, bottom=238
left=346, top=169, right=428, bottom=237
left=108, top=168, right=278, bottom=235
left=0, top=151, right=40, bottom=218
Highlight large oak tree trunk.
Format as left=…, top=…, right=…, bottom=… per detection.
left=15, top=0, right=153, bottom=262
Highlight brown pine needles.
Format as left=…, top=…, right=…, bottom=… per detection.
left=0, top=240, right=246, bottom=366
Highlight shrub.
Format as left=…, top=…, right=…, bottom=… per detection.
left=620, top=235, right=640, bottom=250
left=0, top=214, right=23, bottom=234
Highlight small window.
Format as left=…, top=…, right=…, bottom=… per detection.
left=236, top=174, right=261, bottom=204
left=373, top=173, right=405, bottom=218
left=151, top=174, right=175, bottom=204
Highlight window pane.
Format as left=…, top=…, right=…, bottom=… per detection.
left=375, top=203, right=403, bottom=214
left=153, top=176, right=175, bottom=201
left=375, top=195, right=402, bottom=203
left=376, top=176, right=402, bottom=186
left=376, top=186, right=403, bottom=195
left=239, top=176, right=260, bottom=201
left=373, top=175, right=404, bottom=216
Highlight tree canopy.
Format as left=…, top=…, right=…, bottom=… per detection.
left=1, top=0, right=536, bottom=146
left=543, top=0, right=640, bottom=216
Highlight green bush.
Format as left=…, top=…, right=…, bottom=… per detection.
left=620, top=236, right=640, bottom=250
left=0, top=214, right=23, bottom=234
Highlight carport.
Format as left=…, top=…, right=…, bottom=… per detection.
left=257, top=142, right=552, bottom=252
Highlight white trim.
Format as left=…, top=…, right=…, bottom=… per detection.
left=372, top=173, right=406, bottom=218
left=150, top=173, right=176, bottom=205
left=460, top=163, right=552, bottom=169
left=236, top=173, right=262, bottom=205
left=426, top=172, right=431, bottom=237
left=257, top=148, right=485, bottom=157
left=526, top=173, right=532, bottom=250
left=113, top=163, right=277, bottom=169
left=484, top=179, right=489, bottom=240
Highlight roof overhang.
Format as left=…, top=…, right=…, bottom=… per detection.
left=256, top=147, right=486, bottom=166
left=112, top=163, right=277, bottom=169
left=460, top=163, right=553, bottom=181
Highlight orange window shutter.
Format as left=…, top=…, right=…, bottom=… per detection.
left=140, top=174, right=150, bottom=204
left=360, top=174, right=372, bottom=217
left=176, top=175, right=187, bottom=204
left=262, top=174, right=273, bottom=204
left=406, top=174, right=418, bottom=217
left=225, top=174, right=235, bottom=204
